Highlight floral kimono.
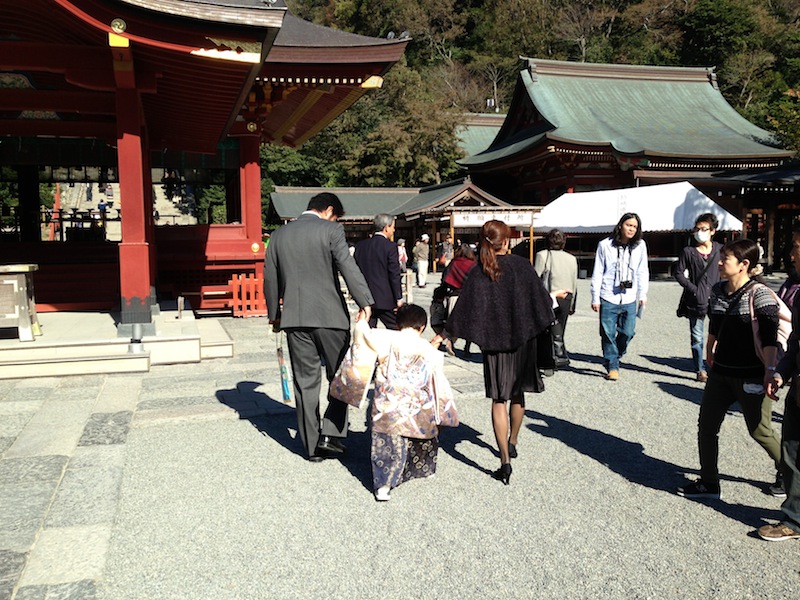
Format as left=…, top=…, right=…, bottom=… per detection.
left=370, top=329, right=457, bottom=492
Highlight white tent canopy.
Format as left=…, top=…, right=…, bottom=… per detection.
left=533, top=181, right=744, bottom=233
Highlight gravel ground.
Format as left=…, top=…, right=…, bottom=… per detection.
left=99, top=275, right=797, bottom=599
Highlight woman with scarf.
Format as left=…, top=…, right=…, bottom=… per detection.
left=435, top=220, right=556, bottom=485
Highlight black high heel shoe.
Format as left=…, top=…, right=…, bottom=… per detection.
left=493, top=463, right=512, bottom=485
left=508, top=442, right=518, bottom=459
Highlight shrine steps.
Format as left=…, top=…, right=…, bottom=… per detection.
left=0, top=305, right=233, bottom=380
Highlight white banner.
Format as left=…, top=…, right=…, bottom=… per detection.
left=452, top=211, right=534, bottom=227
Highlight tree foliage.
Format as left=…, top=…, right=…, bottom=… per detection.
left=271, top=0, right=800, bottom=199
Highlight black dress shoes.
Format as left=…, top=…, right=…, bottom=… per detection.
left=317, top=435, right=346, bottom=454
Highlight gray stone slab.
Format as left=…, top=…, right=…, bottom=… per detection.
left=77, top=412, right=132, bottom=446
left=140, top=375, right=216, bottom=392
left=49, top=387, right=103, bottom=403
left=19, top=525, right=111, bottom=586
left=226, top=351, right=266, bottom=364
left=0, top=456, right=68, bottom=485
left=0, top=437, right=13, bottom=455
left=0, top=548, right=27, bottom=596
left=0, top=481, right=60, bottom=550
left=0, top=579, right=13, bottom=600
left=45, top=465, right=122, bottom=528
left=57, top=376, right=105, bottom=389
left=0, top=413, right=36, bottom=438
left=67, top=446, right=124, bottom=470
left=4, top=404, right=91, bottom=459
left=0, top=401, right=43, bottom=416
left=1, top=388, right=53, bottom=403
left=15, top=579, right=98, bottom=600
left=137, top=395, right=217, bottom=411
left=13, top=378, right=61, bottom=389
left=94, top=378, right=140, bottom=414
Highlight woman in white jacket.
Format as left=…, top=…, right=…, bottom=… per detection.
left=590, top=213, right=650, bottom=381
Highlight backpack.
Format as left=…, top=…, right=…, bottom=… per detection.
left=749, top=283, right=793, bottom=365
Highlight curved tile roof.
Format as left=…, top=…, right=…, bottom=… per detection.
left=462, top=58, right=792, bottom=167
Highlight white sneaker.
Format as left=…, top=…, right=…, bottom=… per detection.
left=374, top=486, right=391, bottom=502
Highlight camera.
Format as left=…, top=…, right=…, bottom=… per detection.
left=620, top=280, right=633, bottom=289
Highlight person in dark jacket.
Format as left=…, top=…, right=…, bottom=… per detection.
left=435, top=220, right=557, bottom=485
left=675, top=213, right=723, bottom=382
left=354, top=214, right=403, bottom=330
left=441, top=243, right=477, bottom=354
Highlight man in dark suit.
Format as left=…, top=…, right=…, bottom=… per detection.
left=354, top=214, right=403, bottom=330
left=264, top=193, right=373, bottom=462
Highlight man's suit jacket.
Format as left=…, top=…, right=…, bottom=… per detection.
left=354, top=233, right=403, bottom=310
left=264, top=213, right=374, bottom=330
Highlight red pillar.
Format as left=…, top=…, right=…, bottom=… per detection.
left=116, top=89, right=154, bottom=324
left=141, top=136, right=158, bottom=295
left=240, top=135, right=265, bottom=258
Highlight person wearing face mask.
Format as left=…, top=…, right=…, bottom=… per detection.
left=674, top=213, right=723, bottom=383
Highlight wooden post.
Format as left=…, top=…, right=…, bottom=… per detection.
left=529, top=223, right=534, bottom=264
left=116, top=88, right=153, bottom=324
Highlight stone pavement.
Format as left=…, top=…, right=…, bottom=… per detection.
left=0, top=274, right=797, bottom=599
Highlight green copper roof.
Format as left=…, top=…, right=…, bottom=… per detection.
left=394, top=178, right=510, bottom=216
left=270, top=187, right=419, bottom=220
left=270, top=180, right=511, bottom=221
left=457, top=113, right=506, bottom=157
left=461, top=59, right=792, bottom=167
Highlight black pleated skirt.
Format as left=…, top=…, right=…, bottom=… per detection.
left=482, top=337, right=544, bottom=401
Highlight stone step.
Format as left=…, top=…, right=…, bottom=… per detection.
left=0, top=351, right=150, bottom=379
left=196, top=319, right=234, bottom=359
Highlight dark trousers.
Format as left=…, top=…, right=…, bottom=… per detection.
left=285, top=327, right=350, bottom=457
left=369, top=308, right=398, bottom=330
left=698, top=372, right=781, bottom=484
left=781, top=385, right=800, bottom=531
left=552, top=295, right=572, bottom=366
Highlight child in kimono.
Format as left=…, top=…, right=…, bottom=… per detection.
left=371, top=304, right=457, bottom=501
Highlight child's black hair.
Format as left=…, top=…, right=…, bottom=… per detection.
left=396, top=304, right=427, bottom=331
left=432, top=285, right=447, bottom=302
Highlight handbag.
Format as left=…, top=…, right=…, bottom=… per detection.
left=540, top=250, right=553, bottom=292
left=749, top=283, right=793, bottom=366
left=329, top=320, right=379, bottom=408
left=432, top=370, right=459, bottom=427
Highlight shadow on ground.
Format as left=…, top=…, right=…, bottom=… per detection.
left=215, top=382, right=507, bottom=490
left=526, top=409, right=782, bottom=528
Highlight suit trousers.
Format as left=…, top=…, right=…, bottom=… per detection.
left=369, top=308, right=398, bottom=330
left=285, top=327, right=350, bottom=457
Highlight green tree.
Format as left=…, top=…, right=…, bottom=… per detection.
left=194, top=185, right=226, bottom=225
left=680, top=0, right=760, bottom=66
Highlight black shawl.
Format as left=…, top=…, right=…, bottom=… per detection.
left=445, top=254, right=555, bottom=352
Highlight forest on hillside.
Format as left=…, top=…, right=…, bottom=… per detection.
left=259, top=0, right=800, bottom=194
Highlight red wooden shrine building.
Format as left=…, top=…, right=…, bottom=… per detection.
left=0, top=0, right=407, bottom=327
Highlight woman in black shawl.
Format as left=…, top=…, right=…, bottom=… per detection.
left=436, top=220, right=556, bottom=484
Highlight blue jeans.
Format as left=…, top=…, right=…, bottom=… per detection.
left=689, top=315, right=706, bottom=373
left=599, top=299, right=637, bottom=371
